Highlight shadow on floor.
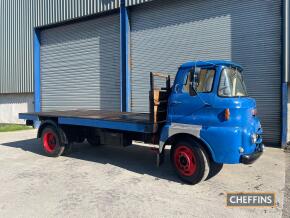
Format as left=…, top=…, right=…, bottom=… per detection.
left=2, top=138, right=182, bottom=183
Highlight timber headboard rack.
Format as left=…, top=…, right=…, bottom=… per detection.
left=149, top=72, right=171, bottom=125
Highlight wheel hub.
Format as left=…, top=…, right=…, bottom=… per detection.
left=174, top=145, right=197, bottom=176
left=43, top=132, right=57, bottom=153
left=179, top=155, right=188, bottom=166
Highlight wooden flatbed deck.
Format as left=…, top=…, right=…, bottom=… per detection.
left=19, top=110, right=159, bottom=133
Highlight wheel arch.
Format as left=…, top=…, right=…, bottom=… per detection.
left=38, top=119, right=68, bottom=145
left=163, top=133, right=216, bottom=162
left=37, top=119, right=57, bottom=138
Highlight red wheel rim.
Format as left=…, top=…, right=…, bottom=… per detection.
left=174, top=145, right=197, bottom=176
left=43, top=131, right=57, bottom=153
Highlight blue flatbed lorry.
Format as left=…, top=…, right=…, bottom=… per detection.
left=19, top=60, right=264, bottom=184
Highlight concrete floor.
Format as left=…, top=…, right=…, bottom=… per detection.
left=0, top=130, right=287, bottom=218
left=283, top=151, right=290, bottom=218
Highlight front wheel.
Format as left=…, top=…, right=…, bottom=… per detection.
left=207, top=162, right=223, bottom=180
left=171, top=139, right=210, bottom=185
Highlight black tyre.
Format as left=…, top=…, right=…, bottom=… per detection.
left=207, top=162, right=223, bottom=180
left=62, top=143, right=73, bottom=156
left=58, top=127, right=72, bottom=155
left=41, top=126, right=65, bottom=157
left=171, top=139, right=210, bottom=185
left=87, top=136, right=101, bottom=146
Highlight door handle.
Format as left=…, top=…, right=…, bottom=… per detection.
left=171, top=101, right=182, bottom=104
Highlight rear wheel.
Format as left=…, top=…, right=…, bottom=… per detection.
left=41, top=126, right=65, bottom=157
left=171, top=139, right=209, bottom=185
left=62, top=143, right=73, bottom=155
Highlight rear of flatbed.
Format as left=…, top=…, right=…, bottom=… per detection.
left=19, top=72, right=171, bottom=149
left=19, top=109, right=165, bottom=157
left=19, top=109, right=164, bottom=156
left=18, top=72, right=182, bottom=180
left=20, top=72, right=171, bottom=135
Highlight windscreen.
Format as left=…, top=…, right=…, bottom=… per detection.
left=218, top=68, right=247, bottom=97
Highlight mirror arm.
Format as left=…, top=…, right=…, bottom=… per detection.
left=189, top=86, right=197, bottom=96
left=174, top=84, right=181, bottom=93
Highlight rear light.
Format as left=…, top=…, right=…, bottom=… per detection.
left=224, top=108, right=230, bottom=121
left=252, top=109, right=257, bottom=116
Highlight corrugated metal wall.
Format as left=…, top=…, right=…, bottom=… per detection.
left=0, top=0, right=151, bottom=94
left=126, top=0, right=153, bottom=6
left=40, top=14, right=120, bottom=111
left=0, top=0, right=34, bottom=93
left=130, top=0, right=232, bottom=112
left=129, top=0, right=282, bottom=145
left=33, top=0, right=120, bottom=27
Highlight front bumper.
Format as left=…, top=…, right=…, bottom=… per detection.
left=240, top=144, right=264, bottom=164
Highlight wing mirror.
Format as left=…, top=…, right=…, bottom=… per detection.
left=188, top=68, right=200, bottom=96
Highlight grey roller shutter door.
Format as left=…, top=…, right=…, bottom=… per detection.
left=40, top=13, right=120, bottom=112
left=130, top=0, right=281, bottom=145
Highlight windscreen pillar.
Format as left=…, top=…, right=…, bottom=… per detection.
left=120, top=0, right=130, bottom=112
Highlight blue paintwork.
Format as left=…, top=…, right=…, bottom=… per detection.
left=19, top=113, right=39, bottom=121
left=164, top=60, right=263, bottom=164
left=58, top=117, right=151, bottom=133
left=125, top=6, right=130, bottom=112
left=180, top=60, right=242, bottom=70
left=282, top=82, right=288, bottom=147
left=34, top=29, right=41, bottom=113
left=19, top=112, right=152, bottom=133
left=120, top=0, right=130, bottom=112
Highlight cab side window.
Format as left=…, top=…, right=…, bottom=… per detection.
left=183, top=72, right=191, bottom=93
left=183, top=69, right=215, bottom=94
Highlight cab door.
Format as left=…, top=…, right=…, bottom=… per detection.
left=168, top=68, right=215, bottom=123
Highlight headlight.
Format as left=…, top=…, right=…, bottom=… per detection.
left=251, top=109, right=257, bottom=116
left=251, top=133, right=257, bottom=144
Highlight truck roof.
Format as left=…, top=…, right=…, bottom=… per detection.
left=180, top=60, right=242, bottom=69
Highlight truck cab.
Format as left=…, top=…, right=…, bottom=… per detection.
left=158, top=60, right=263, bottom=183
